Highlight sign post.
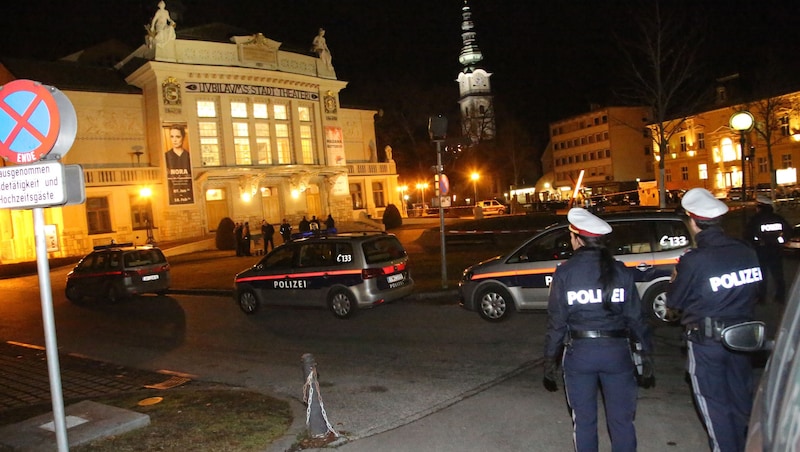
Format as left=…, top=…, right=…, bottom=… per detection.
left=0, top=79, right=79, bottom=452
left=428, top=115, right=448, bottom=289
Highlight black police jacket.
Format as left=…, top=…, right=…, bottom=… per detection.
left=667, top=226, right=759, bottom=327
left=543, top=247, right=651, bottom=359
left=745, top=209, right=792, bottom=250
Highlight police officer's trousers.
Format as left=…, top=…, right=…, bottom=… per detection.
left=563, top=338, right=638, bottom=452
left=687, top=340, right=753, bottom=452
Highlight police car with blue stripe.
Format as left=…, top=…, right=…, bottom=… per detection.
left=234, top=232, right=413, bottom=319
left=458, top=211, right=693, bottom=323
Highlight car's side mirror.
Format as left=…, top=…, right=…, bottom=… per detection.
left=721, top=321, right=767, bottom=352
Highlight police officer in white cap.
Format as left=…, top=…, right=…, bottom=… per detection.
left=744, top=195, right=791, bottom=303
left=667, top=187, right=760, bottom=452
left=543, top=207, right=653, bottom=451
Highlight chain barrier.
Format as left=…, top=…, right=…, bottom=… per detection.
left=303, top=366, right=340, bottom=438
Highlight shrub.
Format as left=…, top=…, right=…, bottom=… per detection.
left=382, top=204, right=403, bottom=230
left=215, top=217, right=236, bottom=250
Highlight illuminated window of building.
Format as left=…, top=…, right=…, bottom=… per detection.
left=720, top=137, right=737, bottom=162
left=783, top=154, right=792, bottom=168
left=205, top=189, right=225, bottom=201
left=273, top=104, right=288, bottom=120
left=198, top=122, right=221, bottom=166
left=86, top=197, right=112, bottom=234
left=757, top=157, right=767, bottom=173
left=781, top=114, right=790, bottom=136
left=230, top=101, right=248, bottom=118
left=275, top=124, right=292, bottom=164
left=233, top=122, right=251, bottom=165
left=300, top=125, right=314, bottom=164
left=372, top=182, right=385, bottom=207
left=350, top=183, right=364, bottom=209
left=253, top=102, right=269, bottom=119
left=255, top=123, right=272, bottom=165
left=680, top=136, right=687, bottom=152
left=197, top=100, right=216, bottom=118
left=130, top=195, right=154, bottom=231
left=298, top=106, right=311, bottom=122
left=698, top=163, right=708, bottom=180
left=681, top=166, right=689, bottom=180
left=698, top=132, right=705, bottom=149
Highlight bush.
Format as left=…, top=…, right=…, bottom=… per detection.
left=382, top=204, right=403, bottom=230
left=215, top=217, right=236, bottom=250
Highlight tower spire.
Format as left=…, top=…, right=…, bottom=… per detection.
left=458, top=0, right=483, bottom=69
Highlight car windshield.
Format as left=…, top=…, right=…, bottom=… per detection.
left=362, top=237, right=406, bottom=264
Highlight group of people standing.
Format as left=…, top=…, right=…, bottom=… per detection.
left=234, top=215, right=337, bottom=256
left=543, top=187, right=791, bottom=452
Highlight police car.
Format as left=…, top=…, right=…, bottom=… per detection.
left=233, top=232, right=414, bottom=319
left=65, top=243, right=171, bottom=303
left=458, top=211, right=693, bottom=323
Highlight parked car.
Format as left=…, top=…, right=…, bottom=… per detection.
left=234, top=232, right=414, bottom=319
left=65, top=243, right=171, bottom=303
left=475, top=199, right=506, bottom=215
left=722, top=271, right=800, bottom=451
left=458, top=211, right=693, bottom=323
left=783, top=223, right=800, bottom=255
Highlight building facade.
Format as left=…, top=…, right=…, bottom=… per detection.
left=544, top=106, right=655, bottom=201
left=0, top=24, right=400, bottom=263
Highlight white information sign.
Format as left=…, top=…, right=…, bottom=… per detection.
left=0, top=161, right=65, bottom=209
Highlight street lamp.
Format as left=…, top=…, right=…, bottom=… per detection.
left=416, top=182, right=428, bottom=205
left=730, top=110, right=754, bottom=201
left=470, top=172, right=480, bottom=203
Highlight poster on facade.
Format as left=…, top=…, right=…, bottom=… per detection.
left=162, top=124, right=195, bottom=205
left=325, top=126, right=349, bottom=196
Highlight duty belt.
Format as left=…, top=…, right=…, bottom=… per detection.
left=570, top=329, right=627, bottom=339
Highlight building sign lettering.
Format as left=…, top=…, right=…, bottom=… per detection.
left=184, top=82, right=319, bottom=101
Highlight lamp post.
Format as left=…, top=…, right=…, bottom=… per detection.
left=471, top=172, right=480, bottom=204
left=730, top=110, right=754, bottom=201
left=428, top=115, right=448, bottom=289
left=416, top=183, right=428, bottom=206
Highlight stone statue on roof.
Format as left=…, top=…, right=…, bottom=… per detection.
left=311, top=28, right=333, bottom=71
left=146, top=1, right=176, bottom=48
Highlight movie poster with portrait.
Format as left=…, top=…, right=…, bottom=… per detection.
left=162, top=123, right=195, bottom=205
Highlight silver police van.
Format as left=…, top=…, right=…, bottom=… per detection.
left=234, top=232, right=414, bottom=319
left=458, top=211, right=692, bottom=323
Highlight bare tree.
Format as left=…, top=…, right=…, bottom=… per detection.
left=615, top=1, right=708, bottom=208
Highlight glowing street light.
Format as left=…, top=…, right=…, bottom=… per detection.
left=470, top=172, right=480, bottom=203
left=416, top=182, right=428, bottom=205
left=730, top=110, right=754, bottom=201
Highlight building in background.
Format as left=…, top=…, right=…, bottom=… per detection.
left=0, top=21, right=400, bottom=263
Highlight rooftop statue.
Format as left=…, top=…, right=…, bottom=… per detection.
left=146, top=1, right=176, bottom=48
left=311, top=28, right=333, bottom=71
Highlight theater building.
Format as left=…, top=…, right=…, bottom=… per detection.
left=0, top=23, right=401, bottom=263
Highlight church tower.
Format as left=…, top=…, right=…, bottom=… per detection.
left=456, top=0, right=495, bottom=143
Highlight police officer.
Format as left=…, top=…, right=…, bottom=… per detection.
left=667, top=188, right=760, bottom=452
left=745, top=195, right=791, bottom=304
left=543, top=208, right=654, bottom=452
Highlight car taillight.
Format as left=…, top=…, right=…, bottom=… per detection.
left=362, top=267, right=385, bottom=279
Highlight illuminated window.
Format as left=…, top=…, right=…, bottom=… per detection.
left=130, top=195, right=154, bottom=231
left=233, top=122, right=251, bottom=165
left=300, top=125, right=314, bottom=164
left=698, top=132, right=705, bottom=149
left=197, top=100, right=216, bottom=118
left=781, top=115, right=790, bottom=136
left=86, top=197, right=112, bottom=234
left=198, top=121, right=221, bottom=166
left=699, top=163, right=708, bottom=180
left=350, top=183, right=364, bottom=209
left=275, top=124, right=292, bottom=164
left=372, top=182, right=385, bottom=207
left=298, top=106, right=311, bottom=122
left=680, top=136, right=687, bottom=152
left=230, top=101, right=248, bottom=118
left=253, top=102, right=269, bottom=119
left=255, top=123, right=272, bottom=165
left=720, top=137, right=737, bottom=162
left=273, top=104, right=288, bottom=120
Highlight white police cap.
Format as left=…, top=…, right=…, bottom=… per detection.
left=681, top=188, right=729, bottom=220
left=756, top=195, right=773, bottom=206
left=567, top=207, right=612, bottom=237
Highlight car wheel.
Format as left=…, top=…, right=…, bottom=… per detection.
left=498, top=208, right=506, bottom=215
left=65, top=283, right=83, bottom=303
left=477, top=285, right=514, bottom=322
left=238, top=290, right=259, bottom=315
left=642, top=281, right=679, bottom=324
left=329, top=289, right=357, bottom=319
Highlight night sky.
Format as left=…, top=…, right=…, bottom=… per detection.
left=2, top=0, right=800, bottom=139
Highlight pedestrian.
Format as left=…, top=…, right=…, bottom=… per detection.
left=745, top=195, right=791, bottom=304
left=666, top=188, right=761, bottom=452
left=234, top=222, right=243, bottom=256
left=543, top=207, right=654, bottom=452
left=280, top=219, right=292, bottom=243
left=310, top=215, right=321, bottom=231
left=242, top=221, right=252, bottom=256
left=299, top=216, right=310, bottom=232
left=325, top=214, right=335, bottom=230
left=261, top=220, right=275, bottom=254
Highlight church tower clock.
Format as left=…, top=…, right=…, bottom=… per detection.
left=456, top=0, right=494, bottom=143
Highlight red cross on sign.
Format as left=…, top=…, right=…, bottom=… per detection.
left=0, top=80, right=62, bottom=164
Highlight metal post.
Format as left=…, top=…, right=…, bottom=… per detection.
left=740, top=130, right=748, bottom=232
left=436, top=140, right=447, bottom=289
left=34, top=207, right=68, bottom=451
left=301, top=353, right=328, bottom=438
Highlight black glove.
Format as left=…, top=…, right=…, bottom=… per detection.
left=637, top=354, right=656, bottom=389
left=542, top=357, right=559, bottom=392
